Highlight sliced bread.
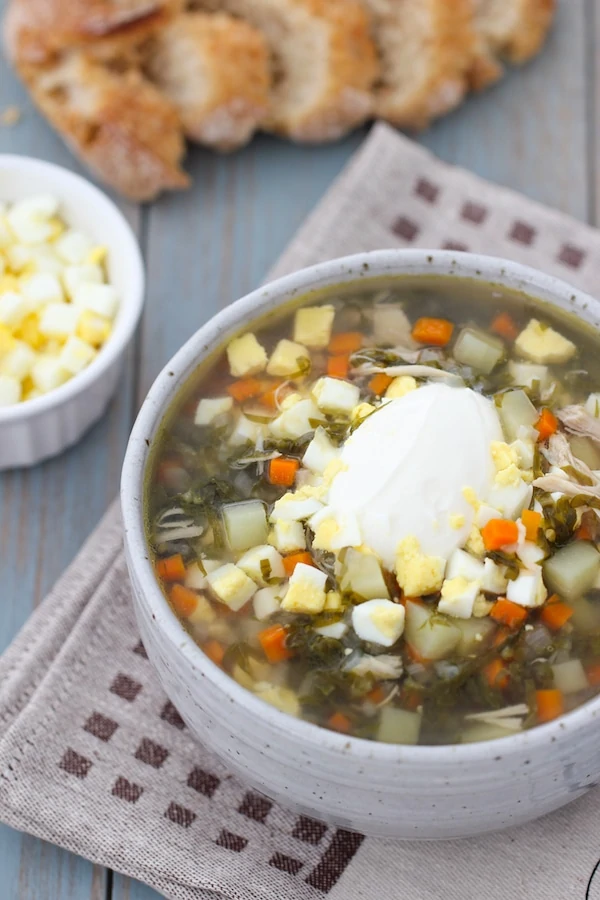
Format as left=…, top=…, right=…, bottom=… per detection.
left=14, top=53, right=189, bottom=200
left=362, top=0, right=476, bottom=131
left=191, top=0, right=379, bottom=142
left=145, top=11, right=270, bottom=150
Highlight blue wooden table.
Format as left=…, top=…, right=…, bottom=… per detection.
left=0, top=0, right=596, bottom=895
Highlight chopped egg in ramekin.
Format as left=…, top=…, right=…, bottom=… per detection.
left=0, top=157, right=143, bottom=468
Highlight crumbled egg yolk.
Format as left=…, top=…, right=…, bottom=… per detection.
left=449, top=513, right=465, bottom=530
left=351, top=401, right=376, bottom=425
left=0, top=194, right=117, bottom=407
left=395, top=535, right=445, bottom=597
left=465, top=525, right=485, bottom=557
left=491, top=441, right=532, bottom=487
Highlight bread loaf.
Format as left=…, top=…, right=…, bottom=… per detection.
left=145, top=11, right=270, bottom=150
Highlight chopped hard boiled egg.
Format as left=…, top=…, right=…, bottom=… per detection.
left=269, top=398, right=325, bottom=440
left=515, top=319, right=576, bottom=364
left=438, top=576, right=480, bottom=619
left=385, top=375, right=417, bottom=399
left=281, top=563, right=327, bottom=614
left=268, top=519, right=306, bottom=553
left=0, top=373, right=21, bottom=406
left=236, top=545, right=285, bottom=585
left=312, top=376, right=360, bottom=415
left=396, top=535, right=445, bottom=597
left=303, top=426, right=339, bottom=474
left=506, top=568, right=547, bottom=608
left=352, top=598, right=405, bottom=647
left=0, top=195, right=117, bottom=404
left=206, top=563, right=256, bottom=611
left=195, top=396, right=233, bottom=425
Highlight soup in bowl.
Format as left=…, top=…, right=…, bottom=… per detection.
left=122, top=251, right=600, bottom=838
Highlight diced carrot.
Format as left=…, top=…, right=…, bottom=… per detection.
left=157, top=457, right=182, bottom=486
left=521, top=509, right=542, bottom=542
left=366, top=686, right=386, bottom=705
left=412, top=317, right=454, bottom=347
left=203, top=639, right=225, bottom=667
left=490, top=312, right=519, bottom=341
left=401, top=686, right=423, bottom=712
left=227, top=378, right=263, bottom=403
left=369, top=373, right=393, bottom=396
left=259, top=381, right=283, bottom=409
left=282, top=552, right=315, bottom=577
left=268, top=457, right=300, bottom=487
left=327, top=354, right=350, bottom=379
left=406, top=643, right=431, bottom=665
left=585, top=663, right=600, bottom=687
left=576, top=522, right=594, bottom=541
left=492, top=627, right=511, bottom=648
left=258, top=624, right=293, bottom=664
left=328, top=712, right=352, bottom=733
left=490, top=598, right=528, bottom=630
left=540, top=598, right=574, bottom=631
left=170, top=583, right=199, bottom=618
left=328, top=332, right=363, bottom=355
left=483, top=658, right=510, bottom=690
left=535, top=408, right=558, bottom=442
left=536, top=689, right=564, bottom=724
left=156, top=554, right=186, bottom=582
left=481, top=519, right=519, bottom=551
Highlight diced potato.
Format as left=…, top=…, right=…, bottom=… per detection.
left=404, top=600, right=461, bottom=660
left=385, top=375, right=417, bottom=399
left=515, top=319, right=576, bottom=364
left=303, top=426, right=339, bottom=473
left=377, top=707, right=422, bottom=745
left=254, top=685, right=300, bottom=717
left=552, top=659, right=588, bottom=695
left=184, top=563, right=208, bottom=590
left=236, top=545, right=285, bottom=585
left=372, top=305, right=413, bottom=346
left=325, top=590, right=343, bottom=611
left=227, top=332, right=268, bottom=377
left=340, top=548, right=390, bottom=600
left=206, top=563, right=256, bottom=611
left=223, top=500, right=269, bottom=552
left=455, top=617, right=495, bottom=655
left=453, top=327, right=504, bottom=374
left=293, top=305, right=335, bottom=348
left=269, top=398, right=325, bottom=440
left=267, top=339, right=310, bottom=377
left=253, top=586, right=283, bottom=621
left=508, top=361, right=551, bottom=391
left=569, top=436, right=600, bottom=470
left=462, top=723, right=514, bottom=743
left=194, top=396, right=233, bottom=426
left=571, top=598, right=600, bottom=631
left=187, top=593, right=217, bottom=625
left=497, top=390, right=538, bottom=441
left=543, top=541, right=600, bottom=602
left=312, top=376, right=360, bottom=415
left=229, top=414, right=263, bottom=446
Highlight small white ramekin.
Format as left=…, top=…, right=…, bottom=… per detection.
left=0, top=156, right=144, bottom=469
left=123, top=250, right=600, bottom=839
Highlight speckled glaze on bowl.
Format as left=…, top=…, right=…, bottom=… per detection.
left=121, top=250, right=600, bottom=840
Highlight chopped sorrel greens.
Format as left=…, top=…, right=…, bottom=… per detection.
left=146, top=276, right=600, bottom=745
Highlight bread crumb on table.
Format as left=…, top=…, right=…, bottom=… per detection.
left=1, top=106, right=21, bottom=126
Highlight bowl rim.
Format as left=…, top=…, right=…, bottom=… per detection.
left=0, top=154, right=144, bottom=421
left=121, top=248, right=600, bottom=761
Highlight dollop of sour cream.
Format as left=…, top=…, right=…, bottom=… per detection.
left=327, top=383, right=503, bottom=568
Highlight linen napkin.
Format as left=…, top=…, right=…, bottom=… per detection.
left=3, top=123, right=600, bottom=900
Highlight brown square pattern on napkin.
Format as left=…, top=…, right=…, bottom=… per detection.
left=2, top=124, right=600, bottom=900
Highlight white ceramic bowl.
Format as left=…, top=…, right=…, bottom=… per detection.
left=122, top=250, right=600, bottom=840
left=0, top=156, right=144, bottom=469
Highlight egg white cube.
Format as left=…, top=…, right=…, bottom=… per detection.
left=487, top=480, right=533, bottom=521
left=510, top=438, right=535, bottom=470
left=270, top=491, right=323, bottom=522
left=268, top=519, right=306, bottom=553
left=206, top=563, right=256, bottom=611
left=552, top=659, right=589, bottom=695
left=38, top=303, right=79, bottom=338
left=31, top=356, right=71, bottom=393
left=269, top=398, right=325, bottom=440
left=77, top=310, right=111, bottom=347
left=0, top=291, right=27, bottom=328
left=229, top=414, right=263, bottom=446
left=55, top=230, right=94, bottom=265
left=6, top=244, right=33, bottom=273
left=236, top=545, right=285, bottom=585
left=73, top=283, right=118, bottom=320
left=311, top=507, right=362, bottom=552
left=63, top=264, right=103, bottom=299
left=23, top=246, right=64, bottom=276
left=585, top=393, right=600, bottom=418
left=516, top=540, right=546, bottom=569
left=303, top=426, right=339, bottom=473
left=0, top=340, right=36, bottom=379
left=0, top=215, right=12, bottom=249
left=184, top=563, right=208, bottom=591
left=22, top=273, right=64, bottom=308
left=266, top=339, right=309, bottom=377
left=187, top=593, right=217, bottom=626
left=0, top=374, right=21, bottom=406
left=253, top=586, right=283, bottom=621
left=58, top=335, right=97, bottom=375
left=7, top=194, right=59, bottom=244
left=194, top=396, right=233, bottom=426
left=281, top=563, right=327, bottom=614
left=446, top=548, right=485, bottom=582
left=508, top=361, right=551, bottom=391
left=315, top=621, right=348, bottom=640
left=312, top=376, right=360, bottom=415
left=482, top=559, right=508, bottom=594
left=293, top=305, right=335, bottom=348
left=226, top=332, right=268, bottom=377
left=352, top=598, right=405, bottom=647
left=475, top=504, right=501, bottom=529
left=385, top=375, right=417, bottom=399
left=506, top=568, right=547, bottom=608
left=438, top=576, right=481, bottom=619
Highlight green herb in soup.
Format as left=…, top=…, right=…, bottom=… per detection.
left=146, top=276, right=600, bottom=745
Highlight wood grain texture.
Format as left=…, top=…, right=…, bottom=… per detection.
left=0, top=0, right=595, bottom=896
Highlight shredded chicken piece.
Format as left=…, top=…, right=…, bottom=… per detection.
left=535, top=433, right=600, bottom=508
left=354, top=364, right=463, bottom=384
left=347, top=654, right=403, bottom=680
left=558, top=405, right=600, bottom=444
